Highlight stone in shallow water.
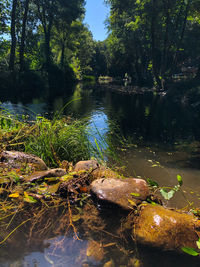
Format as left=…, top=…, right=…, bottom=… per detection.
left=25, top=168, right=67, bottom=182
left=74, top=160, right=99, bottom=172
left=134, top=204, right=200, bottom=253
left=90, top=178, right=150, bottom=210
left=86, top=240, right=105, bottom=263
left=0, top=151, right=47, bottom=171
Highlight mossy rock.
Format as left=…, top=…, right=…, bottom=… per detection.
left=134, top=204, right=200, bottom=253
left=0, top=151, right=47, bottom=171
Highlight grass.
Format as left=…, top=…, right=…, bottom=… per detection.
left=0, top=107, right=123, bottom=167
left=25, top=116, right=92, bottom=166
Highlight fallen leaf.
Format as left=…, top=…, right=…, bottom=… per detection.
left=9, top=192, right=20, bottom=198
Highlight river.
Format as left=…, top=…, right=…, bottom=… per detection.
left=1, top=82, right=200, bottom=266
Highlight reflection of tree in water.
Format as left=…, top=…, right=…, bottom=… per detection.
left=104, top=91, right=200, bottom=144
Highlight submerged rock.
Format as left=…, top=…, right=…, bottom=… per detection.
left=74, top=160, right=99, bottom=172
left=25, top=168, right=67, bottom=182
left=86, top=240, right=105, bottom=263
left=90, top=178, right=150, bottom=210
left=0, top=151, right=47, bottom=171
left=134, top=204, right=200, bottom=253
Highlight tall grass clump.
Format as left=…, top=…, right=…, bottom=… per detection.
left=0, top=105, right=124, bottom=167
left=0, top=108, right=93, bottom=166
left=24, top=116, right=93, bottom=167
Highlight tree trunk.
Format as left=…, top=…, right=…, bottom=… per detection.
left=151, top=0, right=161, bottom=88
left=161, top=0, right=170, bottom=78
left=61, top=43, right=65, bottom=70
left=45, top=31, right=51, bottom=70
left=173, top=0, right=191, bottom=67
left=19, top=0, right=30, bottom=72
left=9, top=0, right=18, bottom=71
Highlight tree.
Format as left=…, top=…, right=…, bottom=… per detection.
left=19, top=0, right=30, bottom=71
left=35, top=0, right=85, bottom=72
left=105, top=0, right=199, bottom=88
left=9, top=0, right=18, bottom=70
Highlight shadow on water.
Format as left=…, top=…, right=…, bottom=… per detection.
left=2, top=83, right=200, bottom=266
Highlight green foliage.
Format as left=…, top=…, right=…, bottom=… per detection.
left=25, top=116, right=92, bottom=166
left=147, top=175, right=183, bottom=201
left=0, top=105, right=122, bottom=167
left=177, top=174, right=183, bottom=186
left=82, top=75, right=96, bottom=82
left=196, top=239, right=200, bottom=249
left=181, top=247, right=199, bottom=256
left=0, top=0, right=98, bottom=84
left=147, top=178, right=159, bottom=188
left=159, top=188, right=176, bottom=201
left=105, top=0, right=200, bottom=86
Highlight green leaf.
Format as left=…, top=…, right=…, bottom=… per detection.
left=130, top=193, right=141, bottom=197
left=23, top=196, right=37, bottom=203
left=173, top=185, right=180, bottom=192
left=146, top=198, right=157, bottom=206
left=94, top=138, right=104, bottom=160
left=177, top=175, right=183, bottom=186
left=147, top=178, right=159, bottom=188
left=151, top=164, right=159, bottom=168
left=128, top=199, right=136, bottom=206
left=160, top=188, right=175, bottom=200
left=181, top=247, right=199, bottom=256
left=196, top=239, right=200, bottom=250
left=24, top=192, right=37, bottom=203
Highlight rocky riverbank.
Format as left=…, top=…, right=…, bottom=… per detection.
left=1, top=150, right=200, bottom=261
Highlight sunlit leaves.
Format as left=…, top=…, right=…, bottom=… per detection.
left=147, top=174, right=183, bottom=201
left=130, top=192, right=141, bottom=197
left=9, top=192, right=20, bottom=198
left=128, top=199, right=136, bottom=206
left=23, top=192, right=37, bottom=203
left=181, top=247, right=199, bottom=256
left=160, top=188, right=175, bottom=200
left=177, top=174, right=183, bottom=186
left=196, top=238, right=200, bottom=249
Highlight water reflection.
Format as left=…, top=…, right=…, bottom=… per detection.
left=0, top=101, right=47, bottom=120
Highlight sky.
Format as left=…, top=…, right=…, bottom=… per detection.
left=84, top=0, right=110, bottom=41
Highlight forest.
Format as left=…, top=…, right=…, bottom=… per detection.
left=1, top=0, right=200, bottom=91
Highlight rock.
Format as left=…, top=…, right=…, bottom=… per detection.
left=91, top=166, right=121, bottom=180
left=103, top=259, right=115, bottom=267
left=25, top=168, right=67, bottom=182
left=74, top=160, right=99, bottom=172
left=134, top=204, right=200, bottom=253
left=86, top=240, right=105, bottom=263
left=0, top=151, right=47, bottom=171
left=90, top=178, right=150, bottom=210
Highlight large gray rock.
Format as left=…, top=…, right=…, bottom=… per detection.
left=90, top=178, right=150, bottom=210
left=0, top=151, right=47, bottom=171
